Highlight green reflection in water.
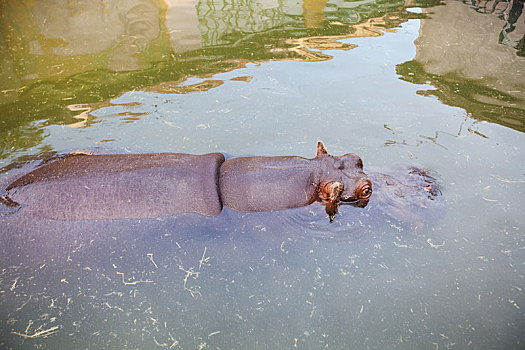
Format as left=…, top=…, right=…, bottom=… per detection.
left=4, top=0, right=522, bottom=158
left=0, top=0, right=433, bottom=159
left=397, top=60, right=525, bottom=133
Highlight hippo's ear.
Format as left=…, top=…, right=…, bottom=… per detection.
left=317, top=141, right=328, bottom=156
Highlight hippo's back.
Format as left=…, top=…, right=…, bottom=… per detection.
left=4, top=152, right=225, bottom=220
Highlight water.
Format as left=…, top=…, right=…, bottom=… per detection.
left=0, top=0, right=524, bottom=348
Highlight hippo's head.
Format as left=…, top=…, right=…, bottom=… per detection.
left=315, top=142, right=372, bottom=222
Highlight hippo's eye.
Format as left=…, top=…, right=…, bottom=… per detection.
left=357, top=183, right=372, bottom=199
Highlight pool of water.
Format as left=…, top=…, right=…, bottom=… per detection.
left=0, top=0, right=524, bottom=348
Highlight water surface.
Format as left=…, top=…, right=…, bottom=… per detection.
left=0, top=0, right=524, bottom=349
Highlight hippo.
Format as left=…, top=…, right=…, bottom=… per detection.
left=0, top=142, right=373, bottom=222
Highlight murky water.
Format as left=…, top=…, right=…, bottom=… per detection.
left=1, top=0, right=524, bottom=349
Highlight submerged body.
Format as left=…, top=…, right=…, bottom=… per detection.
left=367, top=166, right=443, bottom=227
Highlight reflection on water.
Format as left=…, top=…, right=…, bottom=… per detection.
left=398, top=0, right=525, bottom=132
left=166, top=0, right=203, bottom=52
left=29, top=0, right=161, bottom=70
left=196, top=0, right=287, bottom=46
left=500, top=0, right=525, bottom=55
left=284, top=17, right=393, bottom=61
left=1, top=0, right=429, bottom=159
left=467, top=0, right=525, bottom=56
